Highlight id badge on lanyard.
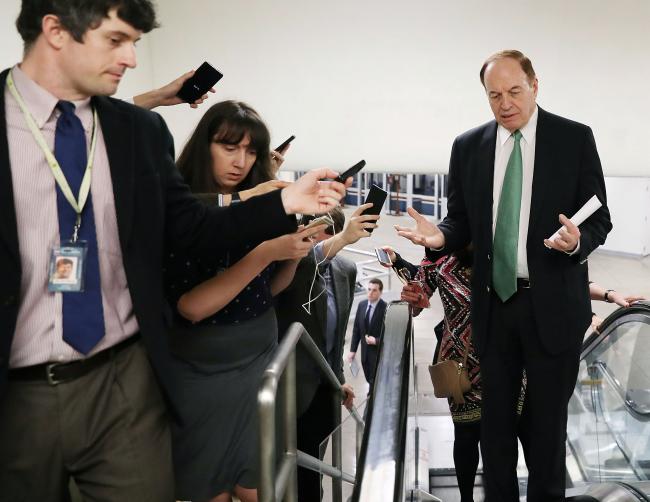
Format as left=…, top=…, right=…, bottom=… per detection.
left=6, top=71, right=97, bottom=293
left=48, top=241, right=87, bottom=292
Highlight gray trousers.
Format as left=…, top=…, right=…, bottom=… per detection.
left=0, top=340, right=174, bottom=502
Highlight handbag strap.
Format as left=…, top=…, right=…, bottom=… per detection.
left=460, top=332, right=470, bottom=368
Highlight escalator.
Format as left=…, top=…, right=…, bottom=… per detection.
left=349, top=300, right=650, bottom=501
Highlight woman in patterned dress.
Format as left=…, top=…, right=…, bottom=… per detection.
left=387, top=247, right=484, bottom=501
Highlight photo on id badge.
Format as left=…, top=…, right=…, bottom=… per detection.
left=48, top=245, right=86, bottom=292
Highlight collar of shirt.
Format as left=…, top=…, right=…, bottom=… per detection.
left=497, top=105, right=538, bottom=148
left=367, top=300, right=379, bottom=309
left=11, top=64, right=94, bottom=134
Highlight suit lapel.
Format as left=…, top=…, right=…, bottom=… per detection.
left=93, top=97, right=135, bottom=250
left=528, top=107, right=552, bottom=234
left=0, top=68, right=22, bottom=268
left=477, top=122, right=498, bottom=247
left=359, top=299, right=369, bottom=334
left=329, top=258, right=349, bottom=334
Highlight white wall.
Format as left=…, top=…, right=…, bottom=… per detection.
left=1, top=1, right=648, bottom=255
left=601, top=178, right=650, bottom=255
left=148, top=0, right=650, bottom=177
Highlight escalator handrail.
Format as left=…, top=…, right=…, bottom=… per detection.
left=581, top=300, right=650, bottom=358
left=591, top=360, right=650, bottom=419
left=350, top=301, right=412, bottom=502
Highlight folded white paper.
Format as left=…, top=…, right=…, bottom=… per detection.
left=349, top=359, right=360, bottom=378
left=547, top=195, right=602, bottom=243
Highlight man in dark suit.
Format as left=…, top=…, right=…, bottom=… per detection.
left=0, top=2, right=347, bottom=500
left=276, top=205, right=378, bottom=501
left=348, top=278, right=387, bottom=390
left=397, top=50, right=612, bottom=501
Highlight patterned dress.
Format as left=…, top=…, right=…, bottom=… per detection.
left=395, top=253, right=526, bottom=424
left=415, top=255, right=481, bottom=423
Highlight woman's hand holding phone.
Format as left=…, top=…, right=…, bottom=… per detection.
left=260, top=224, right=326, bottom=262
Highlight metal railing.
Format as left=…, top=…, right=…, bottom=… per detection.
left=257, top=322, right=365, bottom=502
left=351, top=301, right=413, bottom=502
left=341, top=246, right=392, bottom=291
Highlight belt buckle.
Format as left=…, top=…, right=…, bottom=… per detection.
left=46, top=363, right=63, bottom=386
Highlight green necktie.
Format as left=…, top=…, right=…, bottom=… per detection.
left=493, top=130, right=523, bottom=302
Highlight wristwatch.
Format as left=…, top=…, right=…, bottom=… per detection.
left=604, top=289, right=615, bottom=303
left=231, top=192, right=241, bottom=205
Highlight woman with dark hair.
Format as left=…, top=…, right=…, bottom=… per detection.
left=163, top=100, right=319, bottom=502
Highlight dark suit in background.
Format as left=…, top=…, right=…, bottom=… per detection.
left=427, top=107, right=611, bottom=500
left=349, top=298, right=387, bottom=388
left=275, top=247, right=357, bottom=502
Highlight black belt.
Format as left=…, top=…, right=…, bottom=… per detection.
left=9, top=335, right=140, bottom=386
left=517, top=278, right=531, bottom=289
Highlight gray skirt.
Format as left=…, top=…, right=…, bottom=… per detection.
left=169, top=308, right=277, bottom=501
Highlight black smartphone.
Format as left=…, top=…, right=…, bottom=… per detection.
left=303, top=215, right=332, bottom=230
left=335, top=160, right=366, bottom=183
left=361, top=184, right=387, bottom=233
left=275, top=135, right=295, bottom=153
left=299, top=214, right=315, bottom=226
left=177, top=62, right=223, bottom=103
left=374, top=247, right=392, bottom=266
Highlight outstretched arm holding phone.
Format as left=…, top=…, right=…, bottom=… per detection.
left=318, top=204, right=379, bottom=259
left=177, top=225, right=326, bottom=322
left=133, top=70, right=216, bottom=110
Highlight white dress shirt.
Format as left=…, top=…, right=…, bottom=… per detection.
left=492, top=106, right=538, bottom=279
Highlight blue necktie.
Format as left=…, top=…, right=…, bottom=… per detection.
left=54, top=101, right=105, bottom=354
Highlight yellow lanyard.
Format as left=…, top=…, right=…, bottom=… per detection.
left=6, top=71, right=98, bottom=242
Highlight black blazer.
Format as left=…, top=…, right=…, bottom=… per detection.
left=427, top=107, right=612, bottom=355
left=350, top=298, right=387, bottom=370
left=0, top=68, right=296, bottom=414
left=275, top=252, right=356, bottom=416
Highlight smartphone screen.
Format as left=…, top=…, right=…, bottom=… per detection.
left=275, top=135, right=295, bottom=153
left=374, top=247, right=392, bottom=266
left=177, top=62, right=223, bottom=103
left=335, top=160, right=366, bottom=183
left=304, top=215, right=332, bottom=230
left=360, top=185, right=387, bottom=233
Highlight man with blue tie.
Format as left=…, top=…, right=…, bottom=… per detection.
left=349, top=278, right=387, bottom=390
left=396, top=50, right=612, bottom=501
left=0, top=1, right=348, bottom=500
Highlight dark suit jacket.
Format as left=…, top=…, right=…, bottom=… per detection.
left=0, top=68, right=296, bottom=415
left=275, top=252, right=356, bottom=416
left=350, top=298, right=387, bottom=378
left=427, top=107, right=612, bottom=356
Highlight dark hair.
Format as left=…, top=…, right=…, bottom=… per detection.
left=369, top=278, right=383, bottom=292
left=17, top=0, right=158, bottom=50
left=324, top=207, right=345, bottom=235
left=479, top=50, right=536, bottom=87
left=176, top=100, right=273, bottom=194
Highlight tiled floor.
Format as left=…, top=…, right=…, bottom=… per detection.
left=320, top=208, right=650, bottom=501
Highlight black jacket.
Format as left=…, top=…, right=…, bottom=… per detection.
left=427, top=107, right=612, bottom=355
left=0, top=68, right=296, bottom=416
left=350, top=298, right=387, bottom=379
left=275, top=252, right=356, bottom=416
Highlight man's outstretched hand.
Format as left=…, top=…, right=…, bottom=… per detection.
left=394, top=207, right=445, bottom=249
left=281, top=168, right=352, bottom=215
